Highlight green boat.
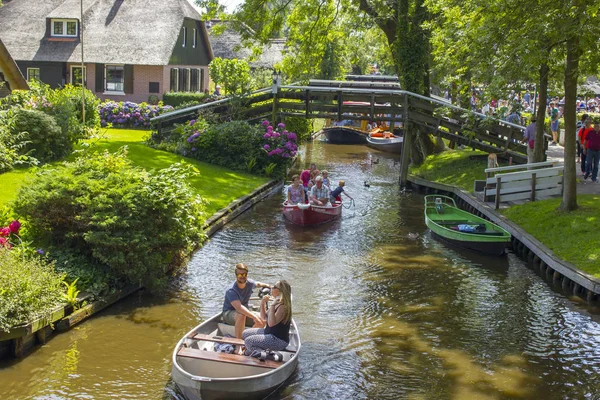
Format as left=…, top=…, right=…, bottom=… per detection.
left=424, top=195, right=511, bottom=256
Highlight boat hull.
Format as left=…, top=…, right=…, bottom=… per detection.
left=172, top=312, right=301, bottom=400
left=424, top=195, right=510, bottom=256
left=322, top=127, right=368, bottom=144
left=366, top=136, right=404, bottom=153
left=283, top=201, right=342, bottom=226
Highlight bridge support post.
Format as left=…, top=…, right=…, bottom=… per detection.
left=399, top=94, right=410, bottom=188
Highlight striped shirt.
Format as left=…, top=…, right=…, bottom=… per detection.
left=310, top=184, right=330, bottom=200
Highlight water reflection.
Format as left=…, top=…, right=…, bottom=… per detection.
left=2, top=141, right=600, bottom=400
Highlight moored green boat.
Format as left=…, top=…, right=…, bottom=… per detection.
left=424, top=195, right=511, bottom=256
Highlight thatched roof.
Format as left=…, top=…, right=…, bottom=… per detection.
left=207, top=20, right=284, bottom=69
left=0, top=0, right=211, bottom=65
left=0, top=37, right=28, bottom=92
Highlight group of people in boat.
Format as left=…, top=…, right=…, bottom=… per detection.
left=222, top=263, right=292, bottom=356
left=287, top=163, right=353, bottom=206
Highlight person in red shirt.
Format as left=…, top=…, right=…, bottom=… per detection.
left=583, top=119, right=600, bottom=182
left=579, top=118, right=593, bottom=174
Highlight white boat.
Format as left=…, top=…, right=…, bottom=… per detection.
left=172, top=301, right=300, bottom=400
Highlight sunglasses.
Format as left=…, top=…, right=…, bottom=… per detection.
left=236, top=272, right=247, bottom=277
left=273, top=285, right=280, bottom=290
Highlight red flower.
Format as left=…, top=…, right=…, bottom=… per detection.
left=9, top=220, right=20, bottom=234
left=0, top=237, right=11, bottom=248
left=0, top=227, right=10, bottom=237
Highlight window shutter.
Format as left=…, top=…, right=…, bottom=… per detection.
left=190, top=69, right=198, bottom=92
left=178, top=68, right=188, bottom=92
left=95, top=63, right=104, bottom=92
left=124, top=64, right=134, bottom=94
left=185, top=68, right=191, bottom=91
left=200, top=68, right=204, bottom=92
left=170, top=68, right=179, bottom=91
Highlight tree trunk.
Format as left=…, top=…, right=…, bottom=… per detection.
left=560, top=36, right=580, bottom=212
left=534, top=62, right=549, bottom=162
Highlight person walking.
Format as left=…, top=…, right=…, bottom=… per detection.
left=549, top=102, right=560, bottom=145
left=583, top=119, right=600, bottom=183
left=579, top=118, right=594, bottom=174
left=523, top=117, right=536, bottom=165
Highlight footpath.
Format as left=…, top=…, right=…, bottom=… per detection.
left=546, top=143, right=600, bottom=195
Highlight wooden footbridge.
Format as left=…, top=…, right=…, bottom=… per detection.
left=151, top=78, right=531, bottom=176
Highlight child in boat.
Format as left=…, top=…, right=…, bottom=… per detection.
left=321, top=170, right=331, bottom=188
left=287, top=175, right=306, bottom=204
left=330, top=180, right=353, bottom=204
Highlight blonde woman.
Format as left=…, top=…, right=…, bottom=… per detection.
left=243, top=280, right=292, bottom=355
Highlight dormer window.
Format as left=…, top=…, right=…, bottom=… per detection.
left=51, top=19, right=78, bottom=37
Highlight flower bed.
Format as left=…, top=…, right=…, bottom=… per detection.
left=99, top=101, right=173, bottom=128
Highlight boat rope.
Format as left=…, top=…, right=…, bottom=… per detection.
left=342, top=198, right=355, bottom=209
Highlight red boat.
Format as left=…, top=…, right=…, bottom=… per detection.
left=282, top=201, right=343, bottom=226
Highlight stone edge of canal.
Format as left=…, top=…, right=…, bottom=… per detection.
left=0, top=179, right=284, bottom=360
left=408, top=175, right=600, bottom=304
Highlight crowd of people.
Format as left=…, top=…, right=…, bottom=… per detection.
left=288, top=163, right=353, bottom=206
left=577, top=115, right=600, bottom=183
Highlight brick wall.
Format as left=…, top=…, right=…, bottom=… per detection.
left=73, top=63, right=209, bottom=104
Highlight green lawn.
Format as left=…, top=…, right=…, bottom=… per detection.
left=0, top=129, right=269, bottom=216
left=410, top=148, right=489, bottom=192
left=501, top=196, right=600, bottom=277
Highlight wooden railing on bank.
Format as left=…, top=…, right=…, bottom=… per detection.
left=150, top=80, right=531, bottom=164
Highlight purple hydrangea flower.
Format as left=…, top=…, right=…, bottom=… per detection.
left=264, top=144, right=270, bottom=150
left=277, top=122, right=285, bottom=129
left=262, top=120, right=270, bottom=126
left=37, top=249, right=45, bottom=255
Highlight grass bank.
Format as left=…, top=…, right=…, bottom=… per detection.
left=410, top=148, right=489, bottom=192
left=0, top=128, right=269, bottom=215
left=501, top=196, right=600, bottom=277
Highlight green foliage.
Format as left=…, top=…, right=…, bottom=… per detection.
left=284, top=116, right=313, bottom=143
left=246, top=157, right=257, bottom=172
left=0, top=247, right=65, bottom=333
left=264, top=162, right=277, bottom=176
left=163, top=92, right=208, bottom=107
left=0, top=109, right=38, bottom=172
left=11, top=108, right=67, bottom=162
left=0, top=81, right=100, bottom=142
left=12, top=149, right=207, bottom=293
left=147, top=94, right=160, bottom=105
left=249, top=68, right=274, bottom=91
left=209, top=58, right=252, bottom=95
left=62, top=278, right=80, bottom=307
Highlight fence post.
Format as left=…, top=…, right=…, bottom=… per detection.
left=531, top=172, right=537, bottom=202
left=495, top=176, right=501, bottom=209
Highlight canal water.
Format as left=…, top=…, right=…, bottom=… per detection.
left=2, top=141, right=600, bottom=399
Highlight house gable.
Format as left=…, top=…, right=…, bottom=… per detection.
left=0, top=38, right=28, bottom=93
left=169, top=18, right=212, bottom=66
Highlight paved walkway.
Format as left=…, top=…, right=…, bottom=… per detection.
left=546, top=143, right=600, bottom=195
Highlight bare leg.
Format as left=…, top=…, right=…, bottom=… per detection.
left=553, top=131, right=558, bottom=144
left=234, top=312, right=246, bottom=339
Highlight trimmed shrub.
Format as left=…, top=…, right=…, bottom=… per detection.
left=163, top=92, right=208, bottom=107
left=11, top=108, right=66, bottom=162
left=0, top=247, right=65, bottom=333
left=12, top=149, right=206, bottom=293
left=98, top=101, right=173, bottom=128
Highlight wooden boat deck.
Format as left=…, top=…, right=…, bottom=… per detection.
left=178, top=347, right=280, bottom=369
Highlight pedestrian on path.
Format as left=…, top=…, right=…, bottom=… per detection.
left=577, top=114, right=590, bottom=163
left=549, top=102, right=560, bottom=145
left=580, top=118, right=594, bottom=174
left=523, top=117, right=536, bottom=164
left=583, top=119, right=600, bottom=183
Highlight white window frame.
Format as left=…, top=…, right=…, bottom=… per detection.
left=182, top=27, right=187, bottom=47
left=70, top=65, right=86, bottom=86
left=51, top=19, right=78, bottom=38
left=27, top=68, right=40, bottom=81
left=104, top=64, right=125, bottom=94
left=193, top=28, right=197, bottom=48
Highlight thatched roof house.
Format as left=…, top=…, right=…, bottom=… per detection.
left=207, top=20, right=285, bottom=69
left=0, top=0, right=214, bottom=102
left=0, top=37, right=28, bottom=98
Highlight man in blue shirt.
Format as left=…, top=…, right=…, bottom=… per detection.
left=222, top=263, right=271, bottom=338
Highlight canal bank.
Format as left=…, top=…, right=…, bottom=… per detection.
left=0, top=179, right=283, bottom=361
left=408, top=175, right=600, bottom=304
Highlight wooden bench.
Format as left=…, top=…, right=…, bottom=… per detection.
left=178, top=347, right=280, bottom=369
left=192, top=332, right=298, bottom=353
left=483, top=162, right=563, bottom=209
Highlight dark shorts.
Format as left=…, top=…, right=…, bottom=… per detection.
left=222, top=309, right=255, bottom=327
left=551, top=120, right=559, bottom=131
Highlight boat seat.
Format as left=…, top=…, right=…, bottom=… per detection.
left=208, top=328, right=299, bottom=353
left=178, top=347, right=280, bottom=369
